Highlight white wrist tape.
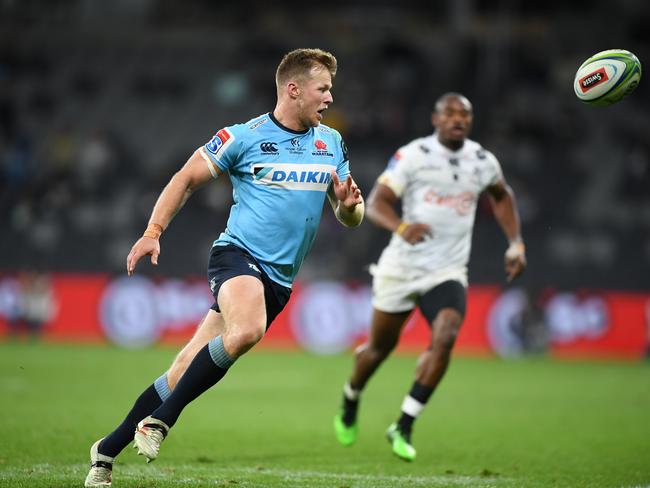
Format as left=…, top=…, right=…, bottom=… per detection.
left=505, top=240, right=525, bottom=260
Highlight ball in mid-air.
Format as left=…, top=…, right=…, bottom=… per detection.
left=573, top=49, right=642, bottom=106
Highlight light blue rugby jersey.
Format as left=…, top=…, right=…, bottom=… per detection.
left=202, top=112, right=351, bottom=288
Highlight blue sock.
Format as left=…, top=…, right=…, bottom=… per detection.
left=152, top=336, right=235, bottom=428
left=99, top=376, right=168, bottom=458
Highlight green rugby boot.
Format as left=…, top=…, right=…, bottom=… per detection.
left=334, top=412, right=358, bottom=446
left=386, top=423, right=416, bottom=462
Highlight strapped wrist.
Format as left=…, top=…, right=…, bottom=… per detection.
left=396, top=221, right=410, bottom=236
left=505, top=239, right=525, bottom=259
left=143, top=223, right=163, bottom=240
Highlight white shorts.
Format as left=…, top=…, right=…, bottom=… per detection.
left=370, top=265, right=468, bottom=313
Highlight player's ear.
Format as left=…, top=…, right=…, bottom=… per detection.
left=431, top=111, right=439, bottom=130
left=287, top=81, right=300, bottom=99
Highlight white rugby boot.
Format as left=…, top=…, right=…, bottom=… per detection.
left=133, top=416, right=170, bottom=462
left=84, top=439, right=113, bottom=487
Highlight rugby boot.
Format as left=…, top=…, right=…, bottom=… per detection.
left=386, top=423, right=416, bottom=462
left=133, top=416, right=170, bottom=462
left=334, top=411, right=358, bottom=446
left=84, top=439, right=113, bottom=487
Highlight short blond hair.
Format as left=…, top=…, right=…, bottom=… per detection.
left=276, top=48, right=337, bottom=87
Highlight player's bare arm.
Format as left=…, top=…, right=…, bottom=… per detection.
left=486, top=179, right=526, bottom=282
left=127, top=149, right=219, bottom=276
left=327, top=172, right=364, bottom=227
left=366, top=183, right=431, bottom=244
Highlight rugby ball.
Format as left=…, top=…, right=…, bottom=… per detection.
left=573, top=49, right=642, bottom=106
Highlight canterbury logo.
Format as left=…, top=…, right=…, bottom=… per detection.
left=260, top=142, right=278, bottom=153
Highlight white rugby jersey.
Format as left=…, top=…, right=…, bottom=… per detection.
left=372, top=133, right=503, bottom=280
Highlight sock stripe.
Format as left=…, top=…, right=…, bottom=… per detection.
left=154, top=373, right=172, bottom=401
left=401, top=395, right=425, bottom=418
left=208, top=336, right=235, bottom=369
left=343, top=382, right=360, bottom=401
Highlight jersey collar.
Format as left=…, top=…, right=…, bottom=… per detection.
left=269, top=112, right=311, bottom=135
left=430, top=132, right=466, bottom=155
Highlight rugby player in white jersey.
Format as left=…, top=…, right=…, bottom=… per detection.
left=334, top=93, right=526, bottom=461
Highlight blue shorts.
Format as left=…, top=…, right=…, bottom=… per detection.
left=207, top=244, right=292, bottom=330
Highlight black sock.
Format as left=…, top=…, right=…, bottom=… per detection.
left=99, top=384, right=163, bottom=458
left=397, top=413, right=415, bottom=440
left=342, top=396, right=359, bottom=426
left=152, top=341, right=232, bottom=428
left=397, top=381, right=434, bottom=439
left=341, top=382, right=361, bottom=426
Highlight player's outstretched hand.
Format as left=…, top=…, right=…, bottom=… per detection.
left=504, top=241, right=526, bottom=282
left=126, top=237, right=160, bottom=276
left=331, top=172, right=363, bottom=210
left=399, top=223, right=433, bottom=245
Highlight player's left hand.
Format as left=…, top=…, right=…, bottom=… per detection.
left=504, top=241, right=526, bottom=282
left=331, top=172, right=363, bottom=210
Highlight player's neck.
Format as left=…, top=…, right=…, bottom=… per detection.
left=437, top=136, right=464, bottom=152
left=272, top=105, right=308, bottom=132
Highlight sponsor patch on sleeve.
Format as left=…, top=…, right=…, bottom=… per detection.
left=205, top=128, right=235, bottom=158
left=386, top=151, right=401, bottom=169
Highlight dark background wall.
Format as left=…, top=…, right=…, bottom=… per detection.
left=1, top=0, right=649, bottom=290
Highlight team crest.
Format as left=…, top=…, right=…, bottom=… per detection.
left=312, top=139, right=333, bottom=157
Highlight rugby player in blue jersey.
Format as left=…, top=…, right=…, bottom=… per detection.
left=85, top=48, right=363, bottom=487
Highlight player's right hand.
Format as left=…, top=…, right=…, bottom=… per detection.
left=126, top=237, right=160, bottom=276
left=399, top=223, right=433, bottom=245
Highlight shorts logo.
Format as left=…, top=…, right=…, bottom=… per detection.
left=248, top=263, right=260, bottom=273
left=206, top=128, right=235, bottom=157
left=260, top=142, right=278, bottom=153
left=579, top=68, right=609, bottom=93
left=209, top=277, right=217, bottom=293
left=252, top=163, right=334, bottom=191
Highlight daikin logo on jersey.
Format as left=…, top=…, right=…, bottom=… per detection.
left=252, top=163, right=333, bottom=191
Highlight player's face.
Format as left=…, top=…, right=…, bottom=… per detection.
left=433, top=97, right=473, bottom=145
left=296, top=66, right=333, bottom=128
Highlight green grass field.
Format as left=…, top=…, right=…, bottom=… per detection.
left=0, top=342, right=648, bottom=488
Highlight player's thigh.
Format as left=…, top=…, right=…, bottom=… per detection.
left=218, top=275, right=266, bottom=336
left=168, top=309, right=225, bottom=388
left=367, top=308, right=411, bottom=351
left=418, top=280, right=466, bottom=326
left=370, top=273, right=415, bottom=351
left=419, top=281, right=466, bottom=346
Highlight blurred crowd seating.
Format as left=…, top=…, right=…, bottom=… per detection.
left=1, top=0, right=649, bottom=290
